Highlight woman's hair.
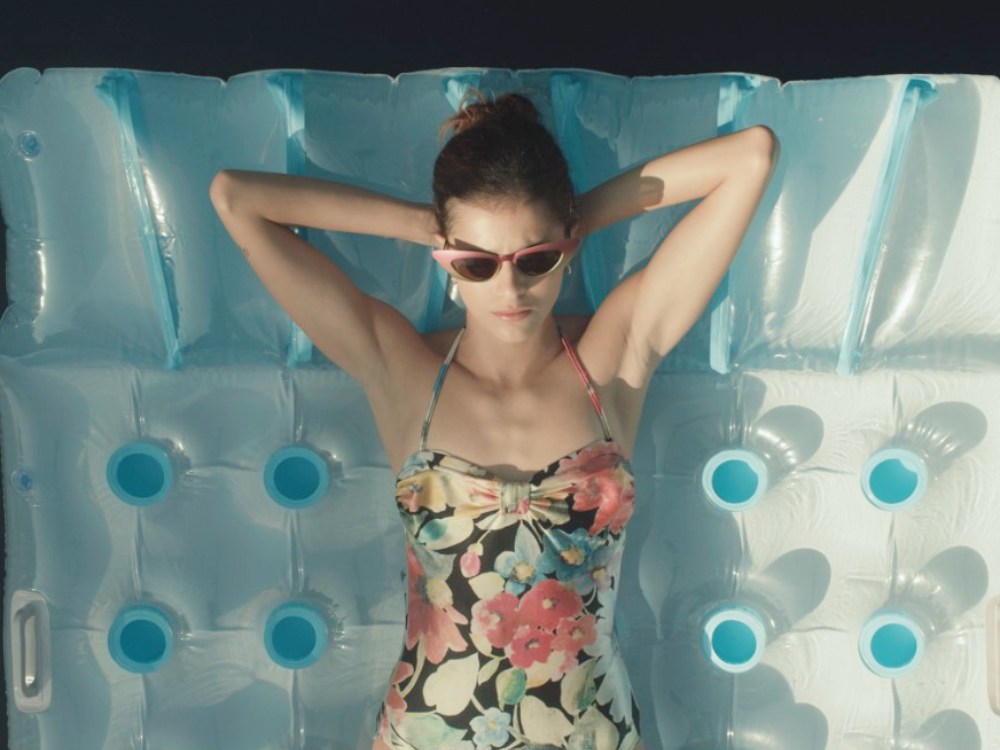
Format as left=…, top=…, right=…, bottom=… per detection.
left=433, top=88, right=578, bottom=237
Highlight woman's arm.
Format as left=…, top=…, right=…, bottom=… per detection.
left=576, top=126, right=778, bottom=235
left=210, top=170, right=438, bottom=246
left=208, top=170, right=435, bottom=384
left=579, top=126, right=778, bottom=385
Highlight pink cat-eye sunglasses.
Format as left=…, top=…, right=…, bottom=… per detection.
left=431, top=238, right=580, bottom=282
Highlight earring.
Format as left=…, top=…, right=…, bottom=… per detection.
left=566, top=264, right=574, bottom=276
left=446, top=276, right=465, bottom=309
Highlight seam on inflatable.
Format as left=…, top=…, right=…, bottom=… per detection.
left=711, top=74, right=764, bottom=375
left=837, top=76, right=939, bottom=376
left=266, top=72, right=313, bottom=367
left=96, top=71, right=182, bottom=370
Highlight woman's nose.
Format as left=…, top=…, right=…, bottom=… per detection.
left=495, top=260, right=529, bottom=291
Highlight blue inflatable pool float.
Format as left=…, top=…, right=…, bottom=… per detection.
left=2, top=66, right=1000, bottom=750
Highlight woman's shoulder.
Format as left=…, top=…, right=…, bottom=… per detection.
left=421, top=326, right=462, bottom=358
left=556, top=314, right=592, bottom=344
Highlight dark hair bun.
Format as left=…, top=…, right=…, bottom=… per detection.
left=440, top=89, right=540, bottom=139
left=432, top=87, right=576, bottom=237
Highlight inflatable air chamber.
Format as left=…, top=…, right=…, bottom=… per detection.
left=2, top=66, right=1000, bottom=750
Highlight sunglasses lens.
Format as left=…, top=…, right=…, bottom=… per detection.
left=452, top=257, right=499, bottom=281
left=516, top=250, right=562, bottom=276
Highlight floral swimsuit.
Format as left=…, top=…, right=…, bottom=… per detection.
left=377, top=323, right=641, bottom=750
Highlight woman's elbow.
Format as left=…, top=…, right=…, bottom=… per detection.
left=746, top=125, right=778, bottom=165
left=209, top=170, right=239, bottom=214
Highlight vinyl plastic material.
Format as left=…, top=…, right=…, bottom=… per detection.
left=2, top=66, right=1000, bottom=750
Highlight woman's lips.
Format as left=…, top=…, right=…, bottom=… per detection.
left=494, top=309, right=531, bottom=321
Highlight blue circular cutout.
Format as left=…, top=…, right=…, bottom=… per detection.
left=871, top=623, right=917, bottom=668
left=11, top=468, right=33, bottom=492
left=859, top=609, right=924, bottom=677
left=713, top=460, right=759, bottom=504
left=18, top=131, right=41, bottom=159
left=107, top=442, right=173, bottom=506
left=713, top=619, right=757, bottom=665
left=862, top=449, right=927, bottom=510
left=701, top=450, right=769, bottom=511
left=108, top=605, right=174, bottom=673
left=264, top=602, right=328, bottom=669
left=701, top=604, right=766, bottom=673
left=870, top=459, right=918, bottom=504
left=264, top=446, right=330, bottom=508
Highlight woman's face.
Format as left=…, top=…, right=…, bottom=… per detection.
left=437, top=196, right=576, bottom=341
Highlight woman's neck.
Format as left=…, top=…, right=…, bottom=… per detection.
left=455, top=315, right=564, bottom=390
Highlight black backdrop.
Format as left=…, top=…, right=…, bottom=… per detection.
left=2, top=1, right=997, bottom=82
left=0, top=1, right=997, bottom=746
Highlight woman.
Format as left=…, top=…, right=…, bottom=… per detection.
left=211, top=89, right=776, bottom=750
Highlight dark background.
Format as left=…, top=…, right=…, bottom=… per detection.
left=0, top=2, right=997, bottom=744
left=1, top=2, right=997, bottom=98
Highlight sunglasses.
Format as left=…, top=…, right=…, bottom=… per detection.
left=431, top=237, right=580, bottom=282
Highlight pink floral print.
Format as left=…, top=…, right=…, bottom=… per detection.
left=404, top=547, right=468, bottom=664
left=378, top=440, right=640, bottom=749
